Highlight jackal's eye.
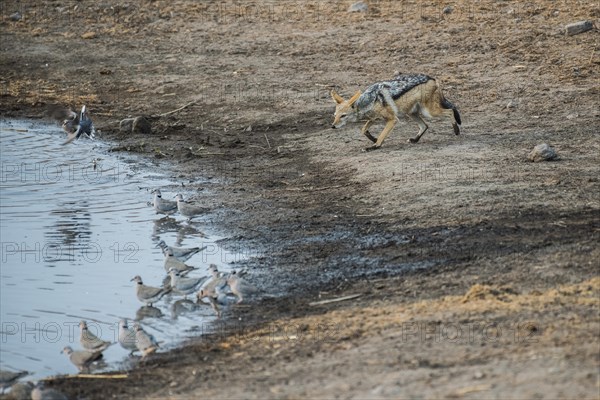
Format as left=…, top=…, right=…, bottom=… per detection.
left=340, top=113, right=348, bottom=118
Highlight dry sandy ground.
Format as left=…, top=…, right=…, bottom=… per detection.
left=1, top=0, right=599, bottom=399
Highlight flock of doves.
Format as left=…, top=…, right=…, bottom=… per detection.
left=60, top=193, right=258, bottom=374
left=52, top=106, right=258, bottom=374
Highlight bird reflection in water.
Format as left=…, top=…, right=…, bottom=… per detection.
left=135, top=305, right=163, bottom=321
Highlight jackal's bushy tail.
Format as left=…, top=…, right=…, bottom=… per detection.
left=441, top=98, right=461, bottom=125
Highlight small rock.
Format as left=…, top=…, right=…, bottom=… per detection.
left=9, top=12, right=22, bottom=21
left=528, top=143, right=558, bottom=162
left=443, top=6, right=453, bottom=14
left=505, top=100, right=518, bottom=109
left=119, top=118, right=135, bottom=133
left=81, top=31, right=97, bottom=39
left=474, top=371, right=485, bottom=379
left=348, top=1, right=368, bottom=13
left=132, top=116, right=152, bottom=134
left=565, top=20, right=593, bottom=36
left=544, top=177, right=561, bottom=186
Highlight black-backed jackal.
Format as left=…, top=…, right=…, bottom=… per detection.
left=331, top=74, right=461, bottom=151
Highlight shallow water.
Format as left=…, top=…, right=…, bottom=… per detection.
left=0, top=119, right=237, bottom=379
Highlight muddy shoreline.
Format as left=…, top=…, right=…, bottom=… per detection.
left=2, top=0, right=599, bottom=398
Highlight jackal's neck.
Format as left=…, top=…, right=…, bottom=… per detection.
left=352, top=92, right=375, bottom=117
left=352, top=103, right=371, bottom=119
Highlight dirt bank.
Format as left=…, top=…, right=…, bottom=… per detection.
left=1, top=0, right=599, bottom=398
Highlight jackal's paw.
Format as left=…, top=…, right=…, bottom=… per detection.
left=453, top=124, right=460, bottom=135
left=364, top=131, right=377, bottom=143
left=408, top=137, right=420, bottom=144
left=364, top=144, right=381, bottom=152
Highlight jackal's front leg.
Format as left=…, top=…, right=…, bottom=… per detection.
left=361, top=120, right=377, bottom=143
left=365, top=119, right=397, bottom=151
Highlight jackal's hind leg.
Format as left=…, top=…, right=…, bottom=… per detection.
left=449, top=109, right=460, bottom=135
left=407, top=113, right=428, bottom=143
left=361, top=120, right=377, bottom=143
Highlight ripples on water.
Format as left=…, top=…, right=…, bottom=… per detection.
left=0, top=119, right=237, bottom=379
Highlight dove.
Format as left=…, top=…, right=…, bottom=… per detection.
left=59, top=105, right=96, bottom=145
left=168, top=268, right=208, bottom=297
left=134, top=324, right=159, bottom=359
left=151, top=189, right=178, bottom=215
left=79, top=320, right=112, bottom=352
left=227, top=270, right=258, bottom=304
left=196, top=285, right=237, bottom=318
left=61, top=346, right=103, bottom=372
left=163, top=249, right=198, bottom=275
left=174, top=193, right=209, bottom=221
left=130, top=275, right=170, bottom=306
left=198, top=264, right=229, bottom=299
left=155, top=240, right=205, bottom=262
left=196, top=266, right=233, bottom=317
left=118, top=319, right=138, bottom=355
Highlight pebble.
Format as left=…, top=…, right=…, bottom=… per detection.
left=119, top=116, right=152, bottom=134
left=528, top=143, right=558, bottom=162
left=119, top=118, right=135, bottom=133
left=133, top=116, right=152, bottom=134
left=348, top=1, right=368, bottom=13
left=565, top=20, right=593, bottom=36
left=81, top=31, right=97, bottom=39
left=9, top=12, right=22, bottom=21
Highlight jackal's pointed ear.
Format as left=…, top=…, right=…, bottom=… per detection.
left=348, top=90, right=361, bottom=105
left=331, top=90, right=344, bottom=104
